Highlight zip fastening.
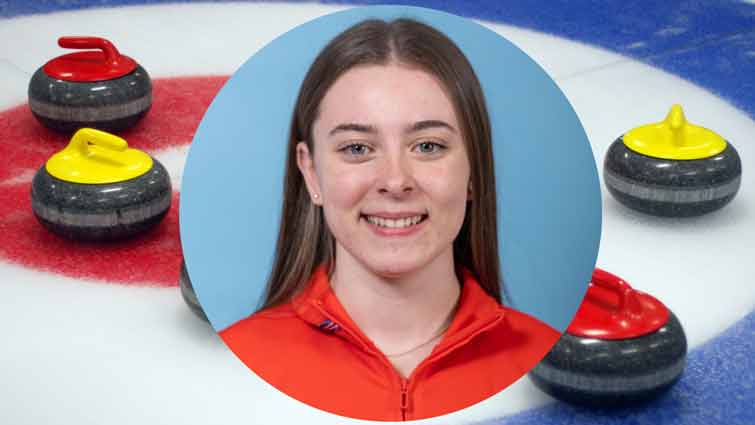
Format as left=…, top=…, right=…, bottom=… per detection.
left=313, top=301, right=411, bottom=421
left=400, top=380, right=409, bottom=420
left=311, top=299, right=504, bottom=421
left=398, top=313, right=504, bottom=421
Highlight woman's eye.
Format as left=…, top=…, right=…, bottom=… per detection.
left=415, top=141, right=445, bottom=154
left=340, top=143, right=371, bottom=156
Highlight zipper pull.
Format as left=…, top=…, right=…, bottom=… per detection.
left=400, top=381, right=409, bottom=420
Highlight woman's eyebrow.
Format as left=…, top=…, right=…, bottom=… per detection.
left=329, top=123, right=377, bottom=136
left=408, top=120, right=457, bottom=133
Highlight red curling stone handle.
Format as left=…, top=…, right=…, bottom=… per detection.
left=58, top=36, right=123, bottom=65
left=567, top=268, right=670, bottom=340
left=44, top=36, right=137, bottom=81
left=590, top=268, right=644, bottom=317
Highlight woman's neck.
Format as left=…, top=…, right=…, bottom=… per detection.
left=330, top=247, right=461, bottom=376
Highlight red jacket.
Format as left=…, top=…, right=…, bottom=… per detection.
left=220, top=266, right=560, bottom=421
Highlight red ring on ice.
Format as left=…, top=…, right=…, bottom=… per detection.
left=0, top=76, right=227, bottom=286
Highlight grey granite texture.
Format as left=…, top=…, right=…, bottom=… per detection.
left=604, top=138, right=741, bottom=217
left=529, top=311, right=687, bottom=406
left=180, top=260, right=209, bottom=322
left=28, top=65, right=151, bottom=133
left=31, top=158, right=171, bottom=241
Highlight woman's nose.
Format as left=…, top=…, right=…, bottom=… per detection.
left=377, top=152, right=415, bottom=196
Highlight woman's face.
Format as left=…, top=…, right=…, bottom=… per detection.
left=297, top=63, right=471, bottom=278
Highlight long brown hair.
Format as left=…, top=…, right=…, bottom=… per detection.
left=263, top=18, right=501, bottom=308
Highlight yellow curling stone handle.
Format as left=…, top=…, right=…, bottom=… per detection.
left=622, top=104, right=727, bottom=160
left=46, top=128, right=153, bottom=184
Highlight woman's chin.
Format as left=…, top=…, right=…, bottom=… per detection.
left=360, top=257, right=429, bottom=280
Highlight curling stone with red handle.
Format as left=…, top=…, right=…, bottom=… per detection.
left=604, top=104, right=741, bottom=217
left=529, top=268, right=687, bottom=406
left=28, top=36, right=152, bottom=133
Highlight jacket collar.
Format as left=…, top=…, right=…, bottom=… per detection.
left=290, top=265, right=506, bottom=356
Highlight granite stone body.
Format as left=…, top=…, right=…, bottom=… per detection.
left=180, top=260, right=209, bottom=322
left=28, top=65, right=152, bottom=133
left=529, top=311, right=687, bottom=406
left=31, top=158, right=171, bottom=241
left=604, top=137, right=741, bottom=217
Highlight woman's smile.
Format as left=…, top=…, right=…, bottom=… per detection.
left=361, top=212, right=429, bottom=236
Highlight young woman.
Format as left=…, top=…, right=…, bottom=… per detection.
left=220, top=18, right=560, bottom=421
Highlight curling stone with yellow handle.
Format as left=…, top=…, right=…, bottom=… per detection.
left=31, top=128, right=171, bottom=241
left=604, top=105, right=741, bottom=217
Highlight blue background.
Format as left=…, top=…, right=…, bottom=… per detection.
left=179, top=5, right=601, bottom=332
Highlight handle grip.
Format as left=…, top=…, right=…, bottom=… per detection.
left=70, top=128, right=128, bottom=165
left=591, top=268, right=644, bottom=317
left=58, top=36, right=122, bottom=65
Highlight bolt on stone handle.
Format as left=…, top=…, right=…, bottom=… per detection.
left=58, top=36, right=123, bottom=65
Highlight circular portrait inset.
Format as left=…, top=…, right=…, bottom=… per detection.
left=181, top=6, right=601, bottom=421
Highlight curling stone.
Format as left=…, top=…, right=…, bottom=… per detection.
left=529, top=268, right=687, bottom=406
left=31, top=128, right=171, bottom=241
left=28, top=36, right=152, bottom=133
left=180, top=260, right=209, bottom=322
left=604, top=105, right=741, bottom=217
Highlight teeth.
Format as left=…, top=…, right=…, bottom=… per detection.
left=366, top=215, right=424, bottom=228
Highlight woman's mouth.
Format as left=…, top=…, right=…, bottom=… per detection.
left=364, top=214, right=426, bottom=228
left=361, top=213, right=428, bottom=235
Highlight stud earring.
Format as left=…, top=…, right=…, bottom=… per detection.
left=313, top=194, right=319, bottom=199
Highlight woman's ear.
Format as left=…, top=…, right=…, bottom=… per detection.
left=296, top=142, right=323, bottom=205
